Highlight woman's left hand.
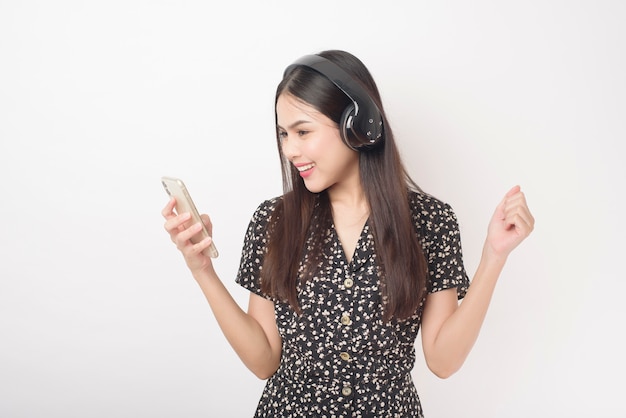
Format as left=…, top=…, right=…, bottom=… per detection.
left=484, top=185, right=535, bottom=260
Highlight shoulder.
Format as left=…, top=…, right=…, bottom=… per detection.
left=407, top=189, right=462, bottom=243
left=243, top=195, right=284, bottom=236
left=251, top=196, right=282, bottom=220
left=407, top=189, right=456, bottom=222
left=408, top=190, right=469, bottom=296
left=254, top=196, right=283, bottom=217
left=240, top=196, right=283, bottom=251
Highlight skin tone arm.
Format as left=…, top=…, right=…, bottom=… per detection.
left=420, top=185, right=535, bottom=378
left=162, top=198, right=282, bottom=379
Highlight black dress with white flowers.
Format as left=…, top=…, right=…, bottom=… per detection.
left=236, top=190, right=469, bottom=418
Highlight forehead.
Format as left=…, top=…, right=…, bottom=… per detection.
left=276, top=94, right=324, bottom=126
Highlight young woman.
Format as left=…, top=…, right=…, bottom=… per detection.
left=162, top=50, right=534, bottom=417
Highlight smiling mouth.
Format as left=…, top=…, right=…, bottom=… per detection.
left=296, top=163, right=315, bottom=172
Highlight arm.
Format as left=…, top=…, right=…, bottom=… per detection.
left=162, top=198, right=282, bottom=379
left=420, top=186, right=534, bottom=378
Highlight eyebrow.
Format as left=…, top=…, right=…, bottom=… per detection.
left=277, top=120, right=313, bottom=131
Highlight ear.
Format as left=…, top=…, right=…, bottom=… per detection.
left=339, top=103, right=361, bottom=151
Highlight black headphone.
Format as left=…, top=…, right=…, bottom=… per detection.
left=283, top=54, right=385, bottom=151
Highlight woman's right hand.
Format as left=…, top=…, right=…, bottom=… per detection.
left=163, top=199, right=283, bottom=379
left=162, top=197, right=216, bottom=275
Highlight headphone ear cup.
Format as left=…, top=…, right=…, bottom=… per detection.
left=339, top=104, right=362, bottom=151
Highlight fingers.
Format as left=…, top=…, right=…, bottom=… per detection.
left=165, top=214, right=213, bottom=259
left=494, top=185, right=521, bottom=219
left=164, top=211, right=191, bottom=235
left=193, top=236, right=214, bottom=256
left=173, top=220, right=204, bottom=248
left=179, top=234, right=213, bottom=257
left=501, top=188, right=535, bottom=235
left=485, top=186, right=535, bottom=258
left=162, top=199, right=196, bottom=250
left=161, top=197, right=177, bottom=219
left=161, top=198, right=216, bottom=271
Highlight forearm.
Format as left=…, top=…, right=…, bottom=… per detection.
left=192, top=267, right=280, bottom=379
left=423, top=186, right=534, bottom=378
left=425, top=247, right=507, bottom=377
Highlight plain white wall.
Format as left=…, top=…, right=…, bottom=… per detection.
left=1, top=1, right=624, bottom=417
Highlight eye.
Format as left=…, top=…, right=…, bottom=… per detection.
left=277, top=130, right=287, bottom=140
left=297, top=130, right=309, bottom=137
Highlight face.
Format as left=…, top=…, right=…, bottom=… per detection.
left=276, top=94, right=360, bottom=195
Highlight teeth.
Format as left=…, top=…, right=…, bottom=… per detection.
left=296, top=163, right=315, bottom=172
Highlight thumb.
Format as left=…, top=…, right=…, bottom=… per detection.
left=200, top=214, right=213, bottom=234
left=505, top=185, right=521, bottom=198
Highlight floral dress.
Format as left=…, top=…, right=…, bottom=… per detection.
left=236, top=191, right=469, bottom=418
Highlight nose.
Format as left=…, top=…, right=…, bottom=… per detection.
left=280, top=134, right=300, bottom=161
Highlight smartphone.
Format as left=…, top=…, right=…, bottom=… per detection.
left=161, top=176, right=219, bottom=258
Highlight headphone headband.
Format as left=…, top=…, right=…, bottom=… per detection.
left=284, top=54, right=384, bottom=150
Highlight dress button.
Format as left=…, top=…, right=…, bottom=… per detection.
left=344, top=278, right=354, bottom=288
left=342, top=386, right=352, bottom=396
left=340, top=352, right=351, bottom=361
left=340, top=314, right=351, bottom=325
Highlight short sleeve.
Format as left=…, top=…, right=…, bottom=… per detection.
left=235, top=198, right=278, bottom=300
left=413, top=193, right=470, bottom=299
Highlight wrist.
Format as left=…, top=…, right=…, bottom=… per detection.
left=481, top=243, right=509, bottom=268
left=191, top=263, right=219, bottom=283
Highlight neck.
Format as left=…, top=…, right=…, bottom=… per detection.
left=328, top=183, right=368, bottom=211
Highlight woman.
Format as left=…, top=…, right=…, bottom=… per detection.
left=162, top=50, right=534, bottom=417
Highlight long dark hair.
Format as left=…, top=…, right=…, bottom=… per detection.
left=261, top=50, right=427, bottom=321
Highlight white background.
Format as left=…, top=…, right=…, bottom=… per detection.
left=1, top=1, right=624, bottom=417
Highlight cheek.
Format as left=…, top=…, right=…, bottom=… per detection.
left=314, top=131, right=348, bottom=157
left=305, top=141, right=325, bottom=159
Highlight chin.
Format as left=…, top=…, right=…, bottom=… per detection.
left=304, top=185, right=326, bottom=194
left=302, top=180, right=329, bottom=194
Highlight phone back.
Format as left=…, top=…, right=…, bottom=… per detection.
left=161, top=176, right=219, bottom=258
